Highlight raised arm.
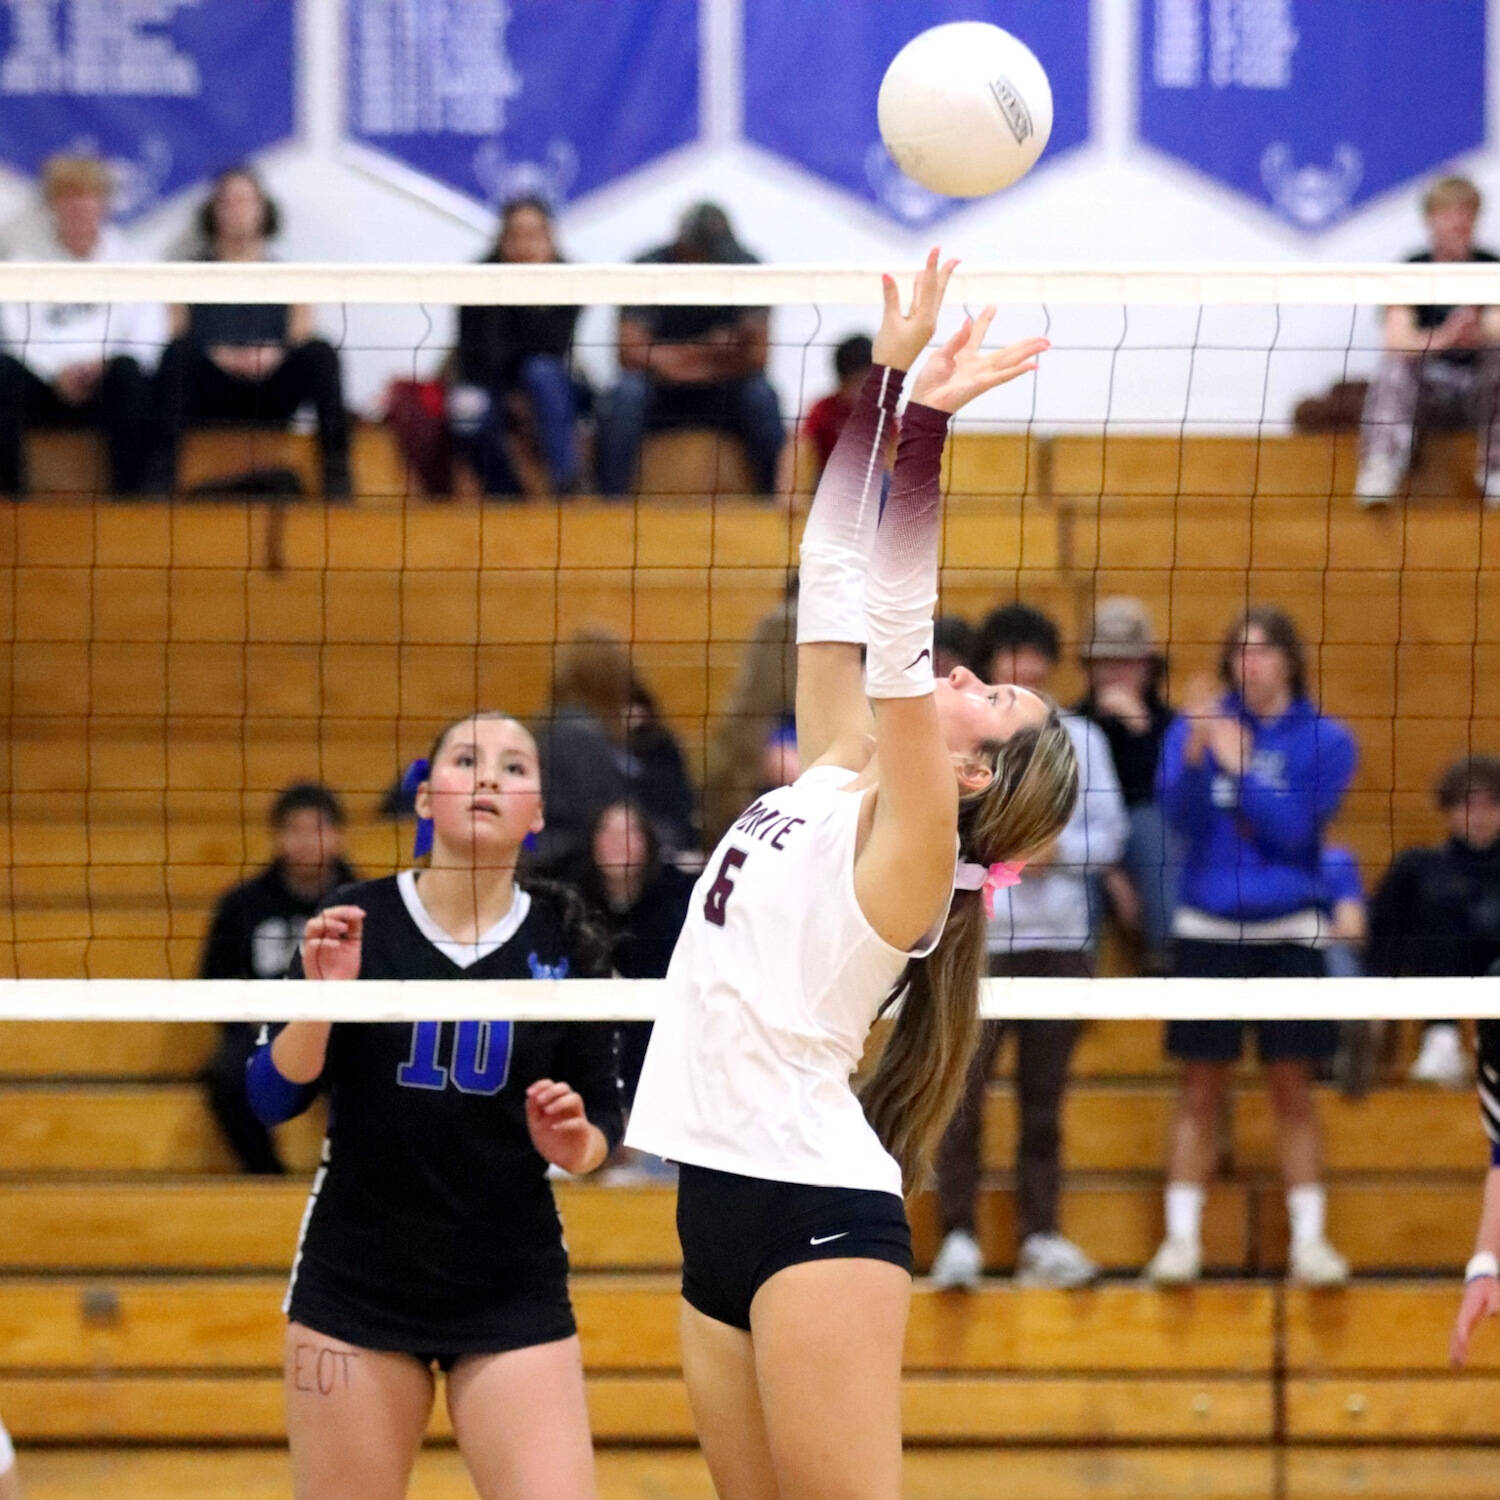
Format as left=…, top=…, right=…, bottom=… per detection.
left=855, top=311, right=1048, bottom=948
left=796, top=250, right=954, bottom=770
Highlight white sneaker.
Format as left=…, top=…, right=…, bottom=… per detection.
left=1409, top=1022, right=1467, bottom=1087
left=929, top=1229, right=984, bottom=1291
left=1143, top=1235, right=1201, bottom=1286
left=1354, top=455, right=1403, bottom=505
left=1016, top=1232, right=1098, bottom=1288
left=1288, top=1236, right=1350, bottom=1287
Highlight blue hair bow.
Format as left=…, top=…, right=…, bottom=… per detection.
left=400, top=756, right=540, bottom=859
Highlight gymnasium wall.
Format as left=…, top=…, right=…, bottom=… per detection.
left=0, top=0, right=1495, bottom=429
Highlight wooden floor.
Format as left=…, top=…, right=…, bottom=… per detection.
left=16, top=1445, right=1500, bottom=1499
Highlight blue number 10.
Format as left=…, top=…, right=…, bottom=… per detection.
left=397, top=1021, right=512, bottom=1096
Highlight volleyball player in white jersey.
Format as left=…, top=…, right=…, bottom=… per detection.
left=627, top=252, right=1080, bottom=1500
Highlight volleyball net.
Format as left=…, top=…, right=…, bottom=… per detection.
left=2, top=258, right=1499, bottom=1020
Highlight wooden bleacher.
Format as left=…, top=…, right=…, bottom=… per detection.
left=2, top=429, right=1499, bottom=1490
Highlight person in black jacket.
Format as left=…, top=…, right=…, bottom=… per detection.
left=247, top=712, right=620, bottom=1500
left=573, top=800, right=695, bottom=1107
left=1368, top=754, right=1500, bottom=1084
left=449, top=195, right=582, bottom=495
left=197, top=782, right=354, bottom=1173
left=157, top=166, right=351, bottom=497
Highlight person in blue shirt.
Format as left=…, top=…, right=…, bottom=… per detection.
left=1144, top=607, right=1357, bottom=1289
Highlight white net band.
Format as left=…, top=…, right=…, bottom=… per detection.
left=2, top=260, right=1500, bottom=305
left=0, top=978, right=1493, bottom=1023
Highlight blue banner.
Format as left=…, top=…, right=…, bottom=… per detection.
left=743, top=0, right=1090, bottom=226
left=344, top=0, right=700, bottom=210
left=1140, top=0, right=1486, bottom=231
left=0, top=0, right=295, bottom=220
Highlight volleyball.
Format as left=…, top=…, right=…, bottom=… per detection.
left=877, top=22, right=1054, bottom=198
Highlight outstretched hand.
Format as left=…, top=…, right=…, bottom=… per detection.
left=1452, top=1275, right=1500, bottom=1367
left=908, top=307, right=1048, bottom=415
left=872, top=246, right=959, bottom=372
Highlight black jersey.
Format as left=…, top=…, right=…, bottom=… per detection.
left=269, top=873, right=622, bottom=1350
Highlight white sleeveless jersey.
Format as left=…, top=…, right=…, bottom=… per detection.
left=627, top=766, right=938, bottom=1196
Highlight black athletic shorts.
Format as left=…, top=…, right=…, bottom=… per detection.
left=287, top=1258, right=577, bottom=1370
left=1165, top=937, right=1339, bottom=1064
left=676, top=1162, right=913, bottom=1332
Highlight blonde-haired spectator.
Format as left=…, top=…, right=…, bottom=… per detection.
left=0, top=153, right=166, bottom=495
left=1356, top=174, right=1500, bottom=505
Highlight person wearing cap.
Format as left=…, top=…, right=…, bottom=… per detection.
left=596, top=201, right=785, bottom=497
left=1075, top=597, right=1178, bottom=975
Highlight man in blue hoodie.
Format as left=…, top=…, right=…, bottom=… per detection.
left=1145, top=607, right=1357, bottom=1288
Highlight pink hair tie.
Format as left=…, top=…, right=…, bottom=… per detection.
left=954, top=859, right=1026, bottom=920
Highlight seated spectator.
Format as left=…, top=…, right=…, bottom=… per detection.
left=777, top=333, right=875, bottom=496
left=1075, top=597, right=1177, bottom=974
left=627, top=677, right=700, bottom=858
left=449, top=195, right=583, bottom=496
left=0, top=153, right=162, bottom=496
left=1145, top=607, right=1357, bottom=1288
left=596, top=202, right=784, bottom=497
left=701, top=575, right=798, bottom=847
left=156, top=166, right=350, bottom=498
left=573, top=800, right=695, bottom=1110
left=930, top=604, right=1128, bottom=1291
left=1356, top=175, right=1500, bottom=505
left=1368, top=754, right=1500, bottom=1086
left=197, top=783, right=355, bottom=1173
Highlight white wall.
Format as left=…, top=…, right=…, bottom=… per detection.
left=1, top=0, right=1496, bottom=432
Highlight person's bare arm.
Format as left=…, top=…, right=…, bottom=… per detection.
left=618, top=311, right=722, bottom=384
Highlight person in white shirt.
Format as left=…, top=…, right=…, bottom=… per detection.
left=0, top=154, right=166, bottom=496
left=625, top=253, right=1078, bottom=1500
left=931, top=604, right=1129, bottom=1292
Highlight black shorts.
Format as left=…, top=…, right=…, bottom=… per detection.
left=287, top=1257, right=577, bottom=1369
left=1165, top=937, right=1339, bottom=1064
left=676, top=1162, right=912, bottom=1332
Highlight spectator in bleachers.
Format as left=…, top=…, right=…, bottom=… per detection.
left=573, top=800, right=694, bottom=1113
left=1356, top=175, right=1500, bottom=505
left=1145, top=607, right=1357, bottom=1287
left=1075, top=597, right=1178, bottom=974
left=596, top=202, right=784, bottom=497
left=0, top=153, right=162, bottom=496
left=933, top=613, right=976, bottom=679
left=627, top=677, right=700, bottom=858
left=156, top=166, right=351, bottom=498
left=531, top=630, right=696, bottom=876
left=449, top=195, right=583, bottom=496
left=701, top=575, right=797, bottom=847
left=198, top=783, right=355, bottom=1174
left=930, top=604, right=1128, bottom=1291
left=777, top=332, right=875, bottom=497
left=1368, top=754, right=1500, bottom=1087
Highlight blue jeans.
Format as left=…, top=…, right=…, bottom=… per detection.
left=453, top=355, right=580, bottom=495
left=595, top=370, right=785, bottom=496
left=1124, top=801, right=1180, bottom=971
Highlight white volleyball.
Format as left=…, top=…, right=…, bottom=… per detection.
left=877, top=22, right=1054, bottom=198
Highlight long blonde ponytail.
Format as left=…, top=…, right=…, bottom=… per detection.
left=859, top=712, right=1079, bottom=1191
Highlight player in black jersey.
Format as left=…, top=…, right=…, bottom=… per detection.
left=248, top=713, right=622, bottom=1500
left=1453, top=1017, right=1500, bottom=1366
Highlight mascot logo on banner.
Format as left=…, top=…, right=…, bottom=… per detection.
left=1260, top=143, right=1362, bottom=232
